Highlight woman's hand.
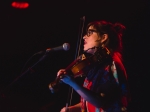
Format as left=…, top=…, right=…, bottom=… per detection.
left=57, top=69, right=66, bottom=76
left=60, top=103, right=81, bottom=112
left=57, top=69, right=74, bottom=85
left=60, top=107, right=69, bottom=112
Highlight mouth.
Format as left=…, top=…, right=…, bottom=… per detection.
left=84, top=41, right=87, bottom=45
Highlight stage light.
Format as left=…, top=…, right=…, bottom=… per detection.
left=11, top=1, right=29, bottom=9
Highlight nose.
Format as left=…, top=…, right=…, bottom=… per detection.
left=83, top=35, right=87, bottom=39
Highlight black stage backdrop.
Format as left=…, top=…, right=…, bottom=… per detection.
left=0, top=0, right=149, bottom=112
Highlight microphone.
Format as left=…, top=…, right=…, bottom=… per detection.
left=46, top=43, right=70, bottom=53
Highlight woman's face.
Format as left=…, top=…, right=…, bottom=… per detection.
left=83, top=26, right=102, bottom=54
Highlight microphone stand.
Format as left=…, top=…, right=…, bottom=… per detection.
left=0, top=54, right=48, bottom=96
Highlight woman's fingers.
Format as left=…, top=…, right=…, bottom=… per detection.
left=60, top=107, right=68, bottom=112
left=57, top=69, right=66, bottom=77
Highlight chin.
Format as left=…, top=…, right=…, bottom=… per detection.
left=83, top=47, right=88, bottom=51
left=84, top=49, right=93, bottom=54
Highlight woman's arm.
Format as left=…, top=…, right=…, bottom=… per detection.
left=58, top=69, right=119, bottom=108
left=61, top=75, right=105, bottom=108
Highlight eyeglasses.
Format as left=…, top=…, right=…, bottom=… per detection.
left=85, top=29, right=97, bottom=37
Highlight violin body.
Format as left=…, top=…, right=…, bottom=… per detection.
left=70, top=47, right=112, bottom=77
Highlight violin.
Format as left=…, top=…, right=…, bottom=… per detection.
left=49, top=47, right=112, bottom=93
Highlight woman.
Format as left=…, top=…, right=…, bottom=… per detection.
left=57, top=20, right=130, bottom=112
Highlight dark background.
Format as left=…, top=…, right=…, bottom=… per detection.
left=0, top=0, right=149, bottom=112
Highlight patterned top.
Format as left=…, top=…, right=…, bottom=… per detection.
left=80, top=53, right=129, bottom=112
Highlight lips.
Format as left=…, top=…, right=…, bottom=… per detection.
left=84, top=41, right=87, bottom=44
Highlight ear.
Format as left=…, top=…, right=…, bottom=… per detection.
left=100, top=34, right=108, bottom=43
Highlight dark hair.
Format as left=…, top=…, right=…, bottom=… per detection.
left=86, top=20, right=126, bottom=54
